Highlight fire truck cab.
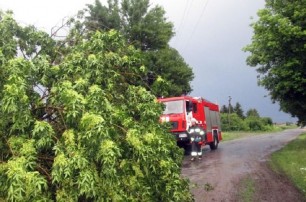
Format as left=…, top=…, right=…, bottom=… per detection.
left=159, top=96, right=222, bottom=150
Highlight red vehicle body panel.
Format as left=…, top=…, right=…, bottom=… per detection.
left=158, top=96, right=222, bottom=147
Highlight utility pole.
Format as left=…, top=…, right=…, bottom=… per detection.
left=228, top=96, right=232, bottom=128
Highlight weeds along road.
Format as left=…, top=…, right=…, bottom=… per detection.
left=181, top=128, right=306, bottom=202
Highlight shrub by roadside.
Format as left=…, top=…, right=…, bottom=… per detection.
left=221, top=112, right=297, bottom=132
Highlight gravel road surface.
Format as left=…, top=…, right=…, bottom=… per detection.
left=181, top=128, right=306, bottom=202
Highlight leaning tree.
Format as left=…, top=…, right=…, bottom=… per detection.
left=0, top=11, right=193, bottom=201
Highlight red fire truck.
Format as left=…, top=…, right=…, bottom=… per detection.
left=158, top=96, right=222, bottom=150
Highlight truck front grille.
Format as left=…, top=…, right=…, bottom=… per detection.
left=171, top=121, right=178, bottom=130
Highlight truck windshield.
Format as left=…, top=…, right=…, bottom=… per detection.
left=161, top=100, right=184, bottom=115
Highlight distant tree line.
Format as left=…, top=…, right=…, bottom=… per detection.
left=220, top=102, right=273, bottom=131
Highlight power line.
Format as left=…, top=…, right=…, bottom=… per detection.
left=183, top=0, right=209, bottom=50
left=172, top=0, right=194, bottom=46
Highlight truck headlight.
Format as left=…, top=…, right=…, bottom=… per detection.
left=189, top=128, right=195, bottom=133
left=188, top=126, right=205, bottom=136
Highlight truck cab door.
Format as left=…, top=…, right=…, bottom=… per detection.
left=186, top=100, right=193, bottom=113
left=185, top=100, right=193, bottom=129
left=191, top=102, right=201, bottom=124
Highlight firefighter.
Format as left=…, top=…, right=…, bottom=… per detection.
left=188, top=126, right=205, bottom=161
left=186, top=110, right=198, bottom=130
left=186, top=100, right=196, bottom=130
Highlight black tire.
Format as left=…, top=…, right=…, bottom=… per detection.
left=209, top=135, right=218, bottom=150
left=177, top=141, right=191, bottom=155
left=184, top=144, right=192, bottom=155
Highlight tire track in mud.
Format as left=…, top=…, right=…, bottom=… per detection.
left=181, top=129, right=306, bottom=202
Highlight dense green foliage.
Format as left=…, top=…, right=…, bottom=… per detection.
left=233, top=102, right=245, bottom=119
left=86, top=0, right=173, bottom=51
left=84, top=0, right=194, bottom=96
left=244, top=0, right=306, bottom=126
left=221, top=113, right=248, bottom=131
left=221, top=113, right=274, bottom=132
left=0, top=12, right=193, bottom=201
left=221, top=103, right=274, bottom=131
left=245, top=108, right=260, bottom=118
left=143, top=48, right=193, bottom=96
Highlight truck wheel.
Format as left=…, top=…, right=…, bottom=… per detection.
left=184, top=144, right=192, bottom=155
left=209, top=135, right=218, bottom=150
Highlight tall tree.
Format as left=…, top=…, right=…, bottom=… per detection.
left=220, top=105, right=228, bottom=113
left=144, top=47, right=194, bottom=97
left=0, top=12, right=193, bottom=201
left=246, top=108, right=260, bottom=118
left=121, top=0, right=173, bottom=51
left=234, top=102, right=245, bottom=119
left=244, top=0, right=306, bottom=125
left=85, top=0, right=121, bottom=31
left=84, top=0, right=194, bottom=96
left=86, top=0, right=174, bottom=51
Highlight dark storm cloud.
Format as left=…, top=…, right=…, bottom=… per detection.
left=154, top=0, right=296, bottom=123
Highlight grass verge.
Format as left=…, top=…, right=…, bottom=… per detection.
left=222, top=131, right=265, bottom=141
left=222, top=125, right=298, bottom=141
left=237, top=176, right=255, bottom=202
left=269, top=132, right=306, bottom=197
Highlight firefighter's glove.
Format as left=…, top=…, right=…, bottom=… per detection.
left=194, top=137, right=201, bottom=142
left=191, top=137, right=194, bottom=142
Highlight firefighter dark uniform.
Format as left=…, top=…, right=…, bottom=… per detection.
left=188, top=126, right=205, bottom=160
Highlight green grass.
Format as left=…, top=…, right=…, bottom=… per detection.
left=222, top=125, right=298, bottom=141
left=270, top=132, right=306, bottom=197
left=237, top=176, right=255, bottom=202
left=222, top=131, right=264, bottom=141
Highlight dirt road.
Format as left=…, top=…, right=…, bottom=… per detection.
left=181, top=128, right=306, bottom=202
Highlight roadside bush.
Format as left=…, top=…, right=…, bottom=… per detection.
left=221, top=113, right=248, bottom=131
left=245, top=117, right=265, bottom=131
left=261, top=117, right=273, bottom=126
left=221, top=113, right=275, bottom=132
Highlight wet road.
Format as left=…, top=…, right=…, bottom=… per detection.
left=181, top=128, right=306, bottom=202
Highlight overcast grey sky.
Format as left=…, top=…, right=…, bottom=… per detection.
left=0, top=0, right=297, bottom=123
